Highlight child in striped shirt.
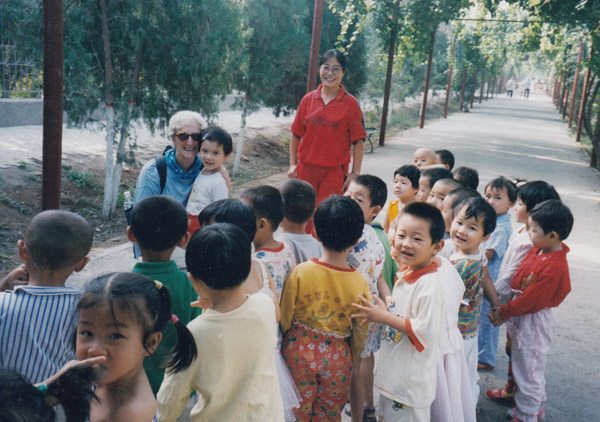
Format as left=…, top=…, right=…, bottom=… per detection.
left=0, top=210, right=93, bottom=383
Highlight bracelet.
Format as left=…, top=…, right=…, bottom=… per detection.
left=37, top=383, right=48, bottom=396
left=351, top=170, right=360, bottom=175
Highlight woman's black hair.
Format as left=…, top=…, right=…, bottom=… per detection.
left=197, top=198, right=257, bottom=243
left=517, top=180, right=560, bottom=212
left=0, top=365, right=98, bottom=422
left=320, top=49, right=347, bottom=72
left=78, top=273, right=197, bottom=373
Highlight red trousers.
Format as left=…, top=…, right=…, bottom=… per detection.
left=296, top=162, right=347, bottom=235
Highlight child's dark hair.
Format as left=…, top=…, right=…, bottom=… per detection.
left=447, top=187, right=481, bottom=219
left=455, top=197, right=497, bottom=237
left=401, top=202, right=445, bottom=244
left=394, top=164, right=421, bottom=189
left=24, top=210, right=93, bottom=270
left=353, top=174, right=388, bottom=208
left=485, top=176, right=518, bottom=203
left=201, top=126, right=233, bottom=156
left=280, top=179, right=316, bottom=224
left=421, top=168, right=453, bottom=189
left=453, top=166, right=479, bottom=190
left=239, top=185, right=285, bottom=231
left=79, top=273, right=197, bottom=373
left=517, top=180, right=560, bottom=212
left=314, top=196, right=364, bottom=252
left=435, top=149, right=455, bottom=170
left=0, top=364, right=98, bottom=422
left=197, top=198, right=257, bottom=243
left=434, top=178, right=463, bottom=192
left=186, top=223, right=251, bottom=290
left=529, top=200, right=573, bottom=241
left=320, top=49, right=346, bottom=72
left=130, top=196, right=188, bottom=252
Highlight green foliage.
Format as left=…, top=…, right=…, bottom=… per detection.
left=62, top=165, right=98, bottom=188
left=0, top=194, right=28, bottom=214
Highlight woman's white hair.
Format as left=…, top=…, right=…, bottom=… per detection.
left=167, top=110, right=207, bottom=136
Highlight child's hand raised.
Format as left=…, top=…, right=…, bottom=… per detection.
left=352, top=295, right=388, bottom=325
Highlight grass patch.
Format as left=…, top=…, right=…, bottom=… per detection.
left=26, top=173, right=42, bottom=183
left=62, top=165, right=98, bottom=189
left=0, top=194, right=28, bottom=214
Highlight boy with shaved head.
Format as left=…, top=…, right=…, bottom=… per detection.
left=0, top=210, right=93, bottom=383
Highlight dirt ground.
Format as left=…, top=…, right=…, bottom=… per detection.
left=0, top=120, right=291, bottom=274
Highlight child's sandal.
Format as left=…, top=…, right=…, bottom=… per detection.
left=363, top=407, right=377, bottom=422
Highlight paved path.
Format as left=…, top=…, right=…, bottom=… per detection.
left=67, top=91, right=600, bottom=421
left=357, top=92, right=600, bottom=421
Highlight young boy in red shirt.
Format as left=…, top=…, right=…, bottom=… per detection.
left=489, top=199, right=573, bottom=422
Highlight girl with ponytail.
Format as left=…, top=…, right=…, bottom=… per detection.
left=75, top=272, right=197, bottom=422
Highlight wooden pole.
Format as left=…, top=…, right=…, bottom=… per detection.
left=470, top=68, right=478, bottom=109
left=459, top=67, right=467, bottom=111
left=568, top=42, right=584, bottom=128
left=379, top=32, right=396, bottom=146
left=420, top=27, right=437, bottom=129
left=306, top=0, right=324, bottom=93
left=576, top=46, right=593, bottom=143
left=42, top=0, right=64, bottom=210
left=444, top=34, right=456, bottom=119
left=479, top=70, right=485, bottom=104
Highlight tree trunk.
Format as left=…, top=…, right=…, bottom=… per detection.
left=444, top=34, right=456, bottom=119
left=459, top=67, right=467, bottom=111
left=568, top=42, right=584, bottom=128
left=470, top=68, right=477, bottom=109
left=479, top=70, right=485, bottom=104
left=109, top=43, right=144, bottom=213
left=233, top=94, right=248, bottom=176
left=379, top=31, right=396, bottom=146
left=306, top=0, right=324, bottom=93
left=562, top=88, right=569, bottom=119
left=576, top=46, right=593, bottom=143
left=420, top=27, right=437, bottom=129
left=99, top=0, right=116, bottom=219
left=486, top=76, right=491, bottom=100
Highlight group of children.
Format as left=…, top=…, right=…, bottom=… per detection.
left=0, top=130, right=574, bottom=422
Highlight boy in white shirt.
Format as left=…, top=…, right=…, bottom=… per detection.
left=186, top=127, right=232, bottom=234
left=277, top=179, right=323, bottom=264
left=353, top=202, right=446, bottom=421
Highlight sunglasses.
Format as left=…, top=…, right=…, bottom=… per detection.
left=175, top=132, right=202, bottom=142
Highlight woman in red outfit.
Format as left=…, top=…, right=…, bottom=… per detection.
left=288, top=49, right=366, bottom=224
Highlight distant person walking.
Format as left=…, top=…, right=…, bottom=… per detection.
left=523, top=78, right=532, bottom=98
left=507, top=77, right=516, bottom=98
left=288, top=49, right=366, bottom=233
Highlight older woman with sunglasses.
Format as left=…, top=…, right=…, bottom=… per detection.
left=288, top=49, right=366, bottom=233
left=133, top=110, right=209, bottom=206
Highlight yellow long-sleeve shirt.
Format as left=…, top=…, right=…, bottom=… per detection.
left=280, top=258, right=371, bottom=358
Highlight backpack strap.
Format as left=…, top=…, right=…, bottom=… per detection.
left=155, top=156, right=167, bottom=194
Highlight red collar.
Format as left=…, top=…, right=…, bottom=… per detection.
left=399, top=261, right=439, bottom=285
left=311, top=258, right=355, bottom=272
left=256, top=242, right=285, bottom=253
left=316, top=84, right=347, bottom=103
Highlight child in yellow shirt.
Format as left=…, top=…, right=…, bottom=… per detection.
left=280, top=196, right=371, bottom=421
